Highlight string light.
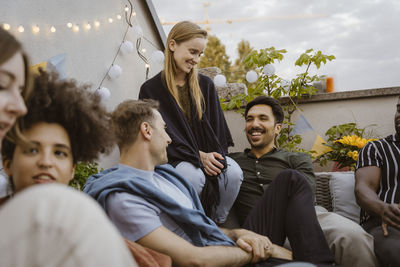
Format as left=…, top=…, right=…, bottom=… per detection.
left=7, top=0, right=160, bottom=98
left=3, top=6, right=127, bottom=35
left=3, top=23, right=11, bottom=31
left=32, top=25, right=40, bottom=34
left=72, top=24, right=80, bottom=32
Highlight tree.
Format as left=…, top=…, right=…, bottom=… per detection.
left=230, top=39, right=253, bottom=85
left=199, top=35, right=231, bottom=80
left=223, top=47, right=335, bottom=154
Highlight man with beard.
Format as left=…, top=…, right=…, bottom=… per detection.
left=355, top=96, right=400, bottom=267
left=230, top=96, right=378, bottom=267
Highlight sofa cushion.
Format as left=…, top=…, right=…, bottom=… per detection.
left=328, top=171, right=360, bottom=223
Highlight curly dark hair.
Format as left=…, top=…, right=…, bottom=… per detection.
left=1, top=70, right=114, bottom=163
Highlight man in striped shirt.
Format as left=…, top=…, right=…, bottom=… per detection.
left=355, top=96, right=400, bottom=267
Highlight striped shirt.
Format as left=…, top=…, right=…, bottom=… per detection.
left=356, top=134, right=400, bottom=225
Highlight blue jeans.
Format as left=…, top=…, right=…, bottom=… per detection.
left=175, top=156, right=243, bottom=224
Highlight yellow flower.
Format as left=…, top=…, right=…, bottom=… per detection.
left=335, top=135, right=375, bottom=148
left=352, top=151, right=358, bottom=161
left=347, top=150, right=359, bottom=161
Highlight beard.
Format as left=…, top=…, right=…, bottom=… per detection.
left=246, top=127, right=275, bottom=150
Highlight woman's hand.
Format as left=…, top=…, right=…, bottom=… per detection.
left=199, top=151, right=224, bottom=176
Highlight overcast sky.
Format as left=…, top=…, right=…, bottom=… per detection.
left=151, top=0, right=400, bottom=92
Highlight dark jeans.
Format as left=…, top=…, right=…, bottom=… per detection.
left=242, top=169, right=335, bottom=267
left=364, top=217, right=400, bottom=267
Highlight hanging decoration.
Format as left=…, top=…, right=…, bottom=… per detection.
left=108, top=64, right=122, bottom=80
left=120, top=40, right=134, bottom=54
left=213, top=74, right=227, bottom=87
left=97, top=87, right=111, bottom=101
left=246, top=70, right=258, bottom=83
left=2, top=0, right=165, bottom=102
left=94, top=0, right=163, bottom=100
left=150, top=50, right=165, bottom=65
left=1, top=9, right=124, bottom=34
left=263, top=64, right=276, bottom=76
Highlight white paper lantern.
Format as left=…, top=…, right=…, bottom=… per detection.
left=213, top=74, right=226, bottom=87
left=263, top=64, right=275, bottom=76
left=246, top=70, right=258, bottom=83
left=150, top=50, right=165, bottom=64
left=128, top=25, right=143, bottom=39
left=108, top=64, right=122, bottom=80
left=97, top=87, right=111, bottom=101
left=121, top=40, right=134, bottom=54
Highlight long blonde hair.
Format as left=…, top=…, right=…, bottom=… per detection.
left=164, top=21, right=207, bottom=119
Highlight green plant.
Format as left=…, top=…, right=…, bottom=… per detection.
left=69, top=162, right=102, bottom=190
left=316, top=123, right=378, bottom=170
left=221, top=47, right=335, bottom=153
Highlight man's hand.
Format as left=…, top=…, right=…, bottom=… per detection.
left=234, top=229, right=273, bottom=263
left=199, top=151, right=224, bottom=176
left=381, top=203, right=400, bottom=234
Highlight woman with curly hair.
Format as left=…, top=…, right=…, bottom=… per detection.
left=0, top=28, right=136, bottom=267
left=1, top=70, right=115, bottom=193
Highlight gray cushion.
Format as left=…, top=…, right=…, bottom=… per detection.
left=328, top=171, right=360, bottom=223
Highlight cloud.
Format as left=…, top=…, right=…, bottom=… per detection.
left=151, top=0, right=400, bottom=91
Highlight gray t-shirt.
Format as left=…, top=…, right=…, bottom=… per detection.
left=106, top=164, right=194, bottom=242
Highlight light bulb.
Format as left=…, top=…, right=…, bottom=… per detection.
left=94, top=21, right=100, bottom=27
left=17, top=26, right=24, bottom=33
left=145, top=64, right=150, bottom=68
left=132, top=12, right=136, bottom=16
left=3, top=23, right=10, bottom=31
left=50, top=26, right=56, bottom=33
left=67, top=22, right=73, bottom=28
left=117, top=14, right=122, bottom=20
left=108, top=18, right=113, bottom=23
left=73, top=25, right=80, bottom=32
left=141, top=48, right=146, bottom=53
left=124, top=6, right=129, bottom=12
left=85, top=23, right=91, bottom=30
left=32, top=25, right=40, bottom=33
